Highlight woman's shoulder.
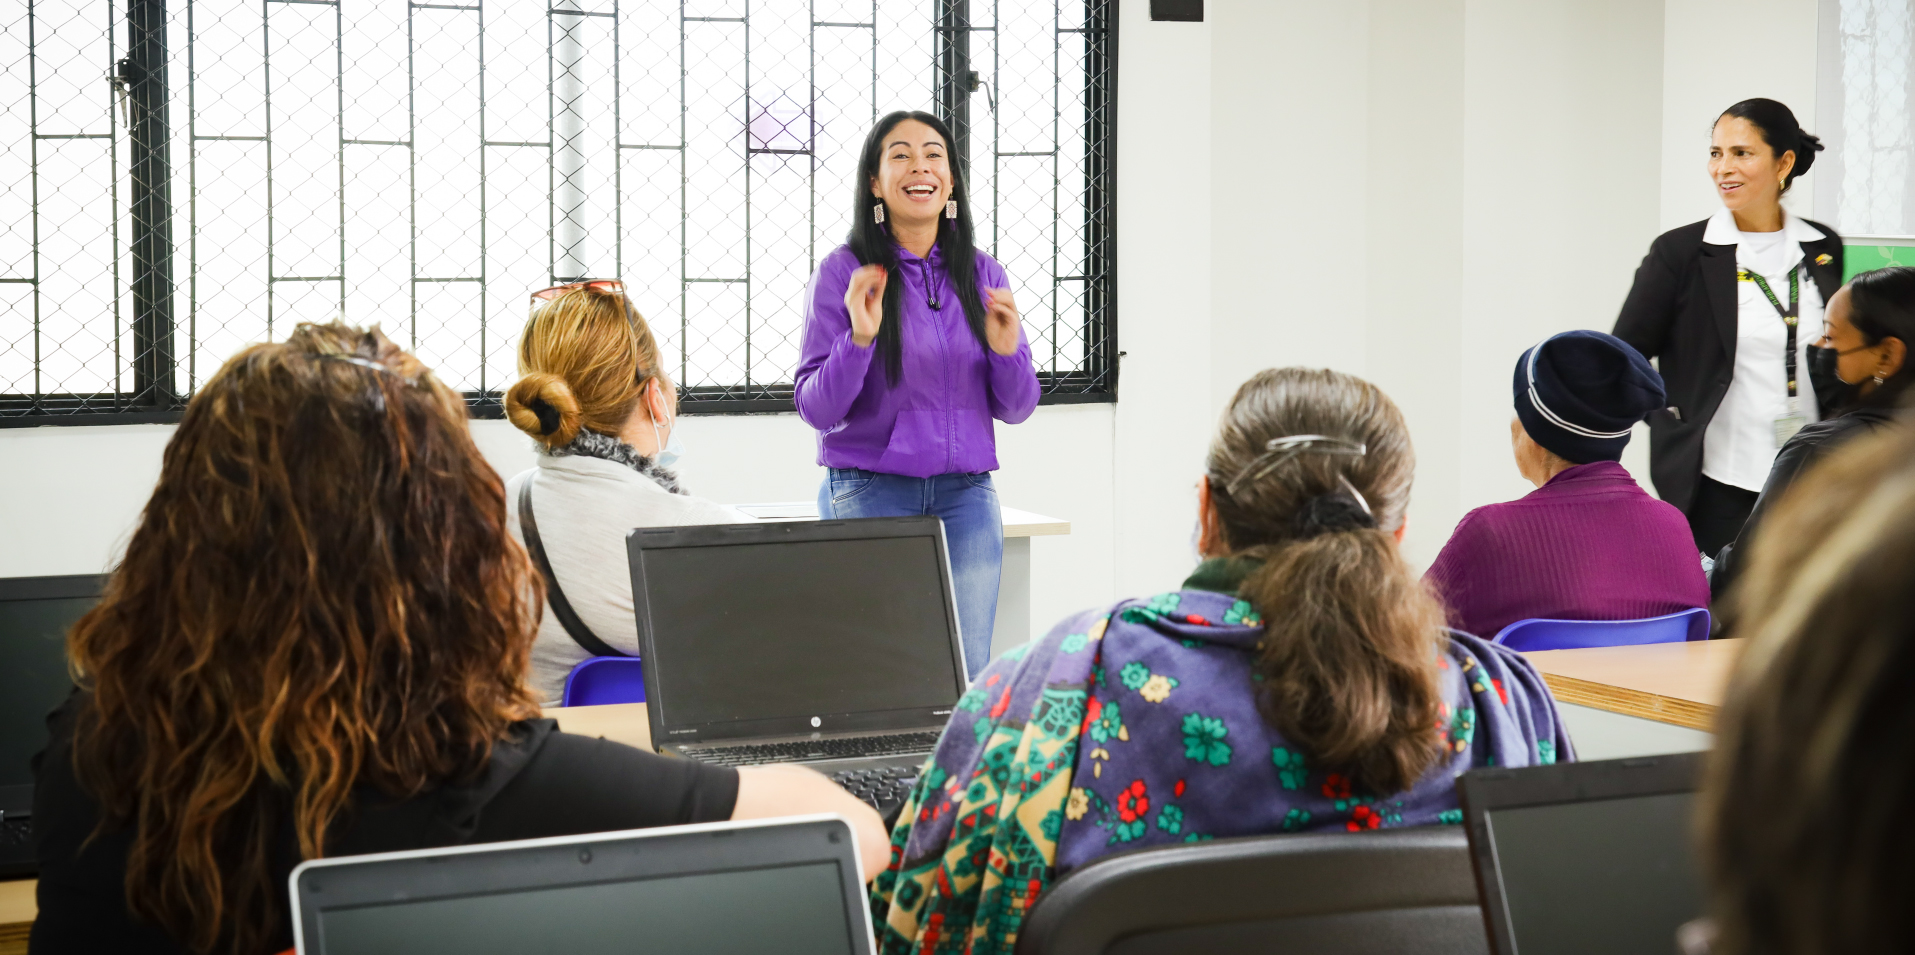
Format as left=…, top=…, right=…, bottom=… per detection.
left=815, top=244, right=862, bottom=278
left=969, top=247, right=1009, bottom=283
left=1649, top=218, right=1713, bottom=255
left=1016, top=590, right=1256, bottom=662
left=1797, top=216, right=1840, bottom=242
left=530, top=456, right=743, bottom=525
left=1783, top=412, right=1881, bottom=455
left=1776, top=411, right=1891, bottom=466
left=1443, top=627, right=1545, bottom=681
left=619, top=479, right=747, bottom=526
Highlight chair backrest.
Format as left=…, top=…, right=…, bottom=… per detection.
left=560, top=656, right=646, bottom=707
left=1490, top=607, right=1710, bottom=652
left=1014, top=827, right=1487, bottom=955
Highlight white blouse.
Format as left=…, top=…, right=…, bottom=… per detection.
left=1699, top=208, right=1830, bottom=492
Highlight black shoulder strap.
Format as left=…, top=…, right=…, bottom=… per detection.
left=517, top=474, right=628, bottom=658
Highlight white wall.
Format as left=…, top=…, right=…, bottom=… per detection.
left=1452, top=0, right=1668, bottom=549
left=1661, top=0, right=1824, bottom=231
left=1202, top=0, right=1669, bottom=566
left=0, top=0, right=1824, bottom=637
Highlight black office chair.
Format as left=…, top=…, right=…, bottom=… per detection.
left=1014, top=827, right=1488, bottom=955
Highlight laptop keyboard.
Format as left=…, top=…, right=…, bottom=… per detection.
left=0, top=814, right=30, bottom=848
left=830, top=766, right=920, bottom=818
left=679, top=731, right=942, bottom=767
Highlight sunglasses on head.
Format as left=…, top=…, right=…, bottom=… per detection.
left=530, top=279, right=625, bottom=308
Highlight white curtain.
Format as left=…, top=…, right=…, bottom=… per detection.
left=1826, top=0, right=1915, bottom=235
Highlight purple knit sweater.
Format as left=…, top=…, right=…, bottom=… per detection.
left=1424, top=461, right=1709, bottom=640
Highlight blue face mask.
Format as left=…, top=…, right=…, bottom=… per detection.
left=651, top=409, right=684, bottom=469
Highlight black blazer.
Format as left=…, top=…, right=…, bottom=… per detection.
left=1612, top=217, right=1844, bottom=513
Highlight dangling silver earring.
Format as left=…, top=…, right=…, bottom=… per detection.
left=945, top=199, right=958, bottom=219
left=873, top=203, right=885, bottom=224
left=1874, top=373, right=1886, bottom=385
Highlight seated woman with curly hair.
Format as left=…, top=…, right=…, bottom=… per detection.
left=869, top=367, right=1573, bottom=954
left=30, top=323, right=883, bottom=955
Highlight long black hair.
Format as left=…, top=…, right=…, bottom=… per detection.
left=1718, top=98, right=1824, bottom=194
left=846, top=110, right=989, bottom=384
left=1847, top=266, right=1915, bottom=408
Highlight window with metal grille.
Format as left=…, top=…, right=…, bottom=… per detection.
left=1817, top=0, right=1915, bottom=237
left=1, top=0, right=1116, bottom=425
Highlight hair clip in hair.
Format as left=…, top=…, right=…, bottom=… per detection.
left=1224, top=434, right=1367, bottom=497
left=326, top=355, right=392, bottom=374
left=1336, top=473, right=1373, bottom=517
left=316, top=352, right=419, bottom=387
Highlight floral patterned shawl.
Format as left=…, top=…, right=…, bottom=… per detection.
left=869, top=558, right=1573, bottom=954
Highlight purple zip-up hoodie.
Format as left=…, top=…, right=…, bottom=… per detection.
left=794, top=242, right=1041, bottom=478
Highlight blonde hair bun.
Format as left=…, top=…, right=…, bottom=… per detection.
left=506, top=372, right=583, bottom=448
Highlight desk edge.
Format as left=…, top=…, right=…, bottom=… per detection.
left=1004, top=521, right=1071, bottom=538
left=1541, top=673, right=1717, bottom=731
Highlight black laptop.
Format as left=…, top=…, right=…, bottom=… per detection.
left=290, top=815, right=875, bottom=955
left=628, top=516, right=966, bottom=811
left=1458, top=752, right=1707, bottom=955
left=0, top=574, right=102, bottom=878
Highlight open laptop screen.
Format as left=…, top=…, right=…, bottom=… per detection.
left=314, top=861, right=853, bottom=955
left=0, top=576, right=100, bottom=815
left=292, top=817, right=873, bottom=955
left=632, top=519, right=965, bottom=738
left=1460, top=752, right=1705, bottom=955
left=1486, top=791, right=1701, bottom=954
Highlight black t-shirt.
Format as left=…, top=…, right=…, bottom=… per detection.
left=29, top=694, right=738, bottom=954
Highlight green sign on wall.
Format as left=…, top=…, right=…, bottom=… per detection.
left=1845, top=237, right=1915, bottom=282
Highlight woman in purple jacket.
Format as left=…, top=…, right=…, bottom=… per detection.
left=796, top=110, right=1041, bottom=677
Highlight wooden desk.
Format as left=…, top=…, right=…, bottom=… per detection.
left=1522, top=640, right=1744, bottom=760
left=1, top=877, right=34, bottom=955
left=734, top=502, right=1071, bottom=659
left=539, top=702, right=652, bottom=752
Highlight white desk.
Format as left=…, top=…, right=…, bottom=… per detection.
left=735, top=503, right=1070, bottom=660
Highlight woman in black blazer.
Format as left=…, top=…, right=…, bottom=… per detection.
left=1614, top=98, right=1842, bottom=557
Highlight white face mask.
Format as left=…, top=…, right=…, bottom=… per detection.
left=652, top=413, right=685, bottom=469
left=648, top=384, right=684, bottom=469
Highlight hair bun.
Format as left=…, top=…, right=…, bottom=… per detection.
left=1793, top=130, right=1825, bottom=181
left=505, top=372, right=583, bottom=448
left=1290, top=492, right=1378, bottom=539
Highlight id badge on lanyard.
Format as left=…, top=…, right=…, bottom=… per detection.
left=1744, top=263, right=1807, bottom=447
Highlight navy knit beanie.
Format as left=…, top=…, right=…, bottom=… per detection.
left=1512, top=331, right=1664, bottom=464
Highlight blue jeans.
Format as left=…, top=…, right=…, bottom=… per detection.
left=818, top=468, right=1001, bottom=679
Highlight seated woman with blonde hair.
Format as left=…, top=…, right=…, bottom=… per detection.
left=1694, top=424, right=1915, bottom=954
left=30, top=323, right=883, bottom=955
left=503, top=281, right=748, bottom=702
left=869, top=367, right=1572, bottom=954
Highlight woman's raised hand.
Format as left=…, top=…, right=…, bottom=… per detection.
left=845, top=264, right=888, bottom=347
left=984, top=288, right=1021, bottom=356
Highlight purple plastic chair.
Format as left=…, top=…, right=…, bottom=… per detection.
left=560, top=656, right=646, bottom=707
left=1490, top=607, right=1711, bottom=652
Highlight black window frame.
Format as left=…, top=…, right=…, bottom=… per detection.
left=0, top=0, right=1117, bottom=428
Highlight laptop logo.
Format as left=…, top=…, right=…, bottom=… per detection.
left=811, top=716, right=821, bottom=728
left=669, top=728, right=698, bottom=735
left=933, top=709, right=953, bottom=716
